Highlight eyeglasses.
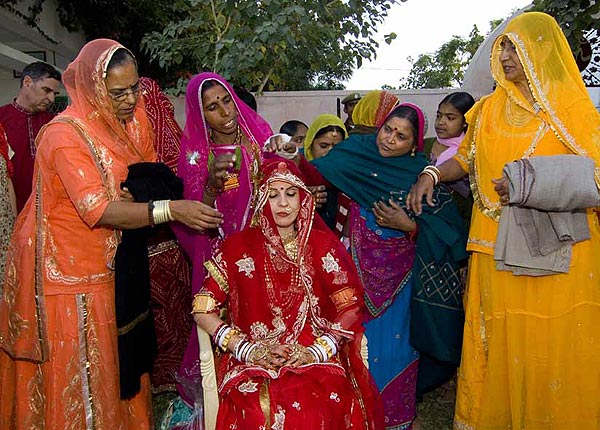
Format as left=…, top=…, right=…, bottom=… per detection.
left=107, top=81, right=141, bottom=102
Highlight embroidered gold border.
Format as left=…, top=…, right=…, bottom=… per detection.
left=454, top=419, right=476, bottom=430
left=342, top=349, right=370, bottom=430
left=329, top=287, right=359, bottom=312
left=76, top=294, right=96, bottom=430
left=205, top=260, right=229, bottom=294
left=467, top=107, right=502, bottom=222
left=117, top=309, right=150, bottom=336
left=467, top=238, right=495, bottom=249
left=259, top=380, right=271, bottom=429
left=147, top=239, right=178, bottom=257
left=34, top=174, right=48, bottom=361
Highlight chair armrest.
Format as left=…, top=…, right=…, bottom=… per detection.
left=197, top=325, right=219, bottom=430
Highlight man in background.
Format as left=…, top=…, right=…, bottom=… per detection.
left=341, top=92, right=361, bottom=132
left=0, top=61, right=61, bottom=213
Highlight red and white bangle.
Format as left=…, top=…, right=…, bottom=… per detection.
left=234, top=340, right=256, bottom=363
left=319, top=333, right=339, bottom=356
left=213, top=324, right=230, bottom=347
left=307, top=344, right=328, bottom=363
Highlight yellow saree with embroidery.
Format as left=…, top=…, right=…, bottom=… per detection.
left=453, top=12, right=600, bottom=430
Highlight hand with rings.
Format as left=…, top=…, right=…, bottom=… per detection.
left=307, top=185, right=327, bottom=208
left=373, top=199, right=417, bottom=232
left=283, top=344, right=315, bottom=367
left=248, top=344, right=288, bottom=370
left=492, top=176, right=510, bottom=206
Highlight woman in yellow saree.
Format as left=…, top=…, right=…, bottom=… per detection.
left=408, top=12, right=600, bottom=430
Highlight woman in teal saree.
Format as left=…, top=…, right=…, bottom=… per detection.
left=312, top=103, right=467, bottom=429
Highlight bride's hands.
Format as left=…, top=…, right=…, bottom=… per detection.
left=247, top=343, right=315, bottom=369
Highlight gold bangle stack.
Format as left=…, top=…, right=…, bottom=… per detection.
left=153, top=200, right=174, bottom=224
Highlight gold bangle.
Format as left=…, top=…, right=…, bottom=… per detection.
left=221, top=329, right=239, bottom=351
left=191, top=293, right=218, bottom=314
left=314, top=337, right=333, bottom=359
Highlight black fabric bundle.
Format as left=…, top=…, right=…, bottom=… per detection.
left=115, top=162, right=183, bottom=399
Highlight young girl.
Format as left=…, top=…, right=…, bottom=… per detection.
left=423, top=92, right=475, bottom=226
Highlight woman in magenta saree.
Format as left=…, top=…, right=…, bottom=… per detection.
left=174, top=73, right=273, bottom=407
left=192, top=159, right=383, bottom=430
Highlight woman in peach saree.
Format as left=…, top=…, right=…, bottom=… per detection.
left=0, top=39, right=222, bottom=430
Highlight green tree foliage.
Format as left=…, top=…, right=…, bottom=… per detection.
left=400, top=25, right=486, bottom=89
left=533, top=0, right=600, bottom=54
left=141, top=0, right=400, bottom=94
left=4, top=0, right=189, bottom=81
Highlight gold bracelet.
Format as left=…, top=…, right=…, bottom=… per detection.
left=191, top=293, right=218, bottom=314
left=314, top=337, right=333, bottom=359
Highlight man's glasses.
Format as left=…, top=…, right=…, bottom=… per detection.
left=107, top=81, right=141, bottom=102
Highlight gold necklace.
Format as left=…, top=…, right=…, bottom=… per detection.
left=468, top=111, right=548, bottom=221
left=264, top=255, right=303, bottom=313
left=504, top=99, right=536, bottom=127
left=280, top=231, right=298, bottom=261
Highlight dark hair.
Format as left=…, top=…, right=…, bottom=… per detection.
left=438, top=92, right=475, bottom=116
left=20, top=61, right=61, bottom=87
left=106, top=48, right=137, bottom=72
left=200, top=79, right=222, bottom=98
left=315, top=125, right=346, bottom=140
left=233, top=86, right=257, bottom=112
left=279, top=120, right=308, bottom=136
left=385, top=105, right=420, bottom=143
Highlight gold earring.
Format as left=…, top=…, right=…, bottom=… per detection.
left=410, top=146, right=416, bottom=157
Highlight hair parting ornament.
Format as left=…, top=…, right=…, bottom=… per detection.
left=263, top=161, right=306, bottom=192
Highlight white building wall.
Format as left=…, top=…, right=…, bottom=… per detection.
left=0, top=0, right=85, bottom=103
left=171, top=88, right=456, bottom=139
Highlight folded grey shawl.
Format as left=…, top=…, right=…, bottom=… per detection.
left=494, top=155, right=600, bottom=276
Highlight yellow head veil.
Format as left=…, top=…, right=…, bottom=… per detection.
left=491, top=12, right=600, bottom=175
left=351, top=90, right=399, bottom=129
left=303, top=114, right=347, bottom=161
left=462, top=12, right=600, bottom=222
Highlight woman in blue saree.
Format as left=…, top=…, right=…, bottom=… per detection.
left=312, top=103, right=467, bottom=429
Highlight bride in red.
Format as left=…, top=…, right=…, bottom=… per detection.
left=193, top=159, right=382, bottom=430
